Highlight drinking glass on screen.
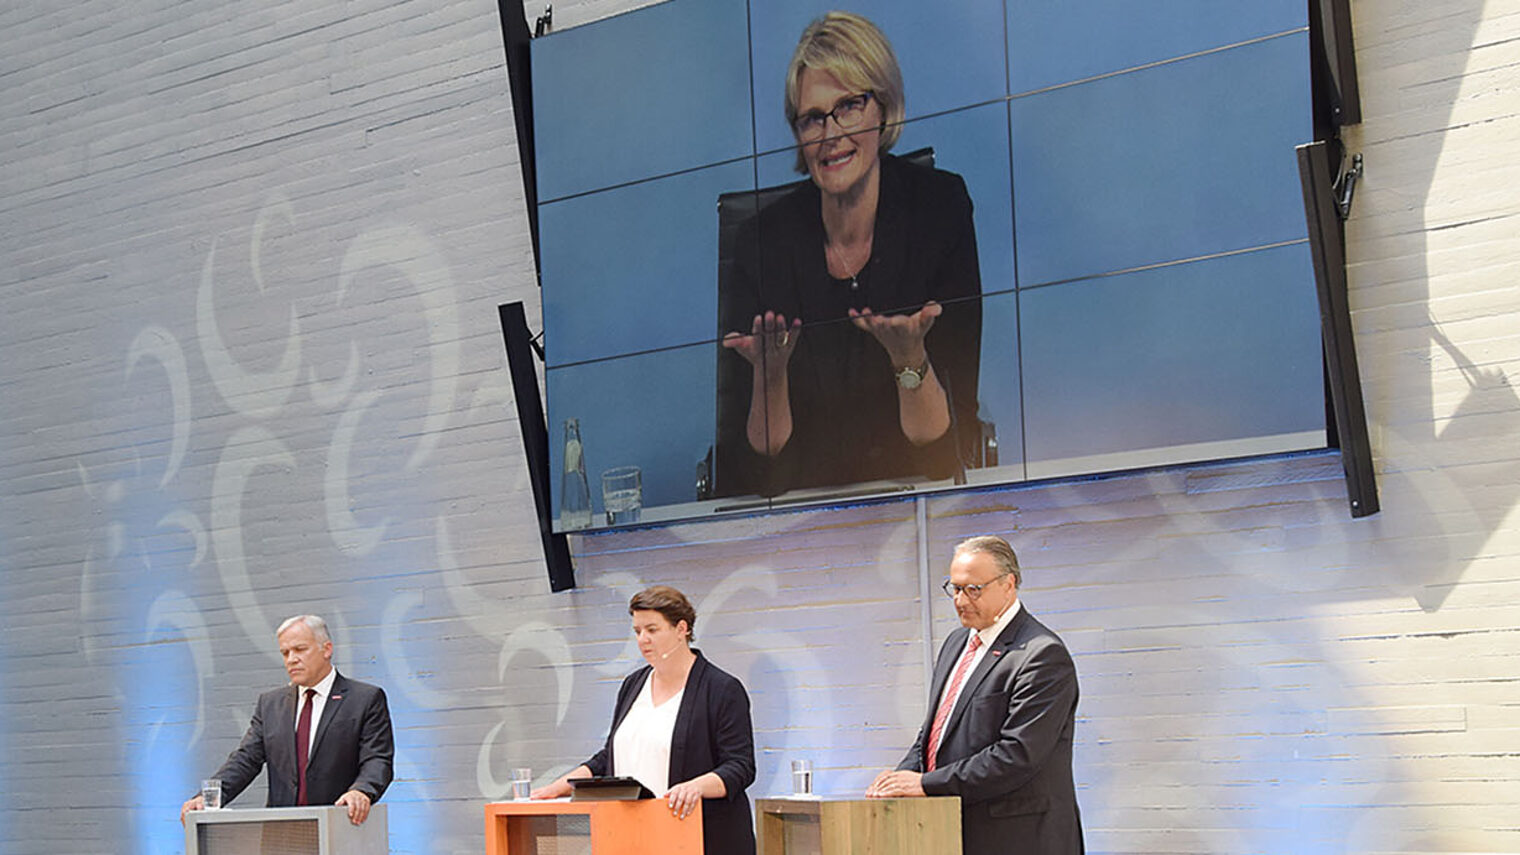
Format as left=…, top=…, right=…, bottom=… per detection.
left=601, top=466, right=642, bottom=526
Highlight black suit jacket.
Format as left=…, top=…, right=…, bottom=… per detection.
left=899, top=608, right=1083, bottom=855
left=586, top=651, right=756, bottom=855
left=211, top=671, right=395, bottom=808
left=716, top=153, right=984, bottom=497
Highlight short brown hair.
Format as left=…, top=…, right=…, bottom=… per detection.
left=953, top=535, right=1021, bottom=589
left=784, top=11, right=905, bottom=173
left=629, top=585, right=697, bottom=641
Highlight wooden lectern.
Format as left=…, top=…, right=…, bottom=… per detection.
left=484, top=799, right=703, bottom=855
left=756, top=797, right=961, bottom=855
left=185, top=804, right=388, bottom=855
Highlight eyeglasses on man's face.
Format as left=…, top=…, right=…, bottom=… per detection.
left=941, top=574, right=1009, bottom=601
left=793, top=91, right=875, bottom=141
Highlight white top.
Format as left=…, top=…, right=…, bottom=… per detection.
left=930, top=598, right=1023, bottom=759
left=295, top=667, right=337, bottom=758
left=612, top=674, right=684, bottom=796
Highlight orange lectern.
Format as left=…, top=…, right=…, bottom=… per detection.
left=485, top=798, right=703, bottom=855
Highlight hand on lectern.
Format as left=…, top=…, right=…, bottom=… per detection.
left=336, top=789, right=372, bottom=825
left=865, top=770, right=925, bottom=798
left=180, top=794, right=206, bottom=825
left=532, top=764, right=590, bottom=799
left=666, top=780, right=704, bottom=819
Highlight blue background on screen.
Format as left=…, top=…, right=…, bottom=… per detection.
left=530, top=0, right=1326, bottom=524
left=547, top=340, right=715, bottom=512
left=1007, top=0, right=1308, bottom=93
left=541, top=161, right=753, bottom=367
left=532, top=0, right=752, bottom=201
left=1020, top=243, right=1322, bottom=466
left=1011, top=33, right=1312, bottom=286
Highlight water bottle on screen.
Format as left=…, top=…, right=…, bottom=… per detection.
left=560, top=418, right=593, bottom=530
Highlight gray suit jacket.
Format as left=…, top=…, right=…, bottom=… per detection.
left=211, top=671, right=394, bottom=808
left=899, top=608, right=1083, bottom=855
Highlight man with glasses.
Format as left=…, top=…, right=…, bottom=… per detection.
left=867, top=535, right=1083, bottom=855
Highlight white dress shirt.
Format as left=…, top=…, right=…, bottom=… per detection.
left=612, top=675, right=684, bottom=796
left=930, top=598, right=1023, bottom=759
left=296, top=666, right=338, bottom=759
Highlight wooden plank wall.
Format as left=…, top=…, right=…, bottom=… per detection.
left=0, top=0, right=1515, bottom=853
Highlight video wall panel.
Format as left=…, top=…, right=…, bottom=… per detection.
left=1010, top=32, right=1312, bottom=286
left=540, top=160, right=753, bottom=367
left=532, top=0, right=753, bottom=201
left=1006, top=0, right=1308, bottom=93
left=531, top=0, right=1326, bottom=530
left=546, top=339, right=715, bottom=514
left=1020, top=243, right=1323, bottom=478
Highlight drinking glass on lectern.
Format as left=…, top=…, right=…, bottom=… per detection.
left=790, top=760, right=813, bottom=796
left=201, top=779, right=222, bottom=810
left=511, top=768, right=532, bottom=801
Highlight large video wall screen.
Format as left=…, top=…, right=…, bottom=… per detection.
left=534, top=0, right=1325, bottom=530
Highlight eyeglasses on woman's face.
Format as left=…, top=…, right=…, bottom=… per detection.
left=793, top=91, right=875, bottom=141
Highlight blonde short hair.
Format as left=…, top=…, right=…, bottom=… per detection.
left=784, top=11, right=905, bottom=173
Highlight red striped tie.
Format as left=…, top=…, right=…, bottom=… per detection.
left=926, top=634, right=982, bottom=772
left=295, top=688, right=315, bottom=805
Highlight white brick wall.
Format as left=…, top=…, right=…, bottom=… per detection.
left=1, top=1, right=1517, bottom=853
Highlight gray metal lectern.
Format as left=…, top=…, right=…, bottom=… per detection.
left=185, top=805, right=388, bottom=855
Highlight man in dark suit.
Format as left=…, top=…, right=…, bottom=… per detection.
left=180, top=615, right=394, bottom=826
left=868, top=536, right=1082, bottom=855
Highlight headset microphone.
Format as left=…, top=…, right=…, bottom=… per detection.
left=658, top=632, right=688, bottom=660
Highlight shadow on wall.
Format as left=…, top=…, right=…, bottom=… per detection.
left=1343, top=0, right=1520, bottom=612
left=925, top=8, right=1516, bottom=833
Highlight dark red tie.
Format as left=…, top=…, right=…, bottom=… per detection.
left=926, top=634, right=982, bottom=772
left=295, top=688, right=316, bottom=805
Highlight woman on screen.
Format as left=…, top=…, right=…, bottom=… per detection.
left=718, top=11, right=983, bottom=498
left=531, top=586, right=756, bottom=855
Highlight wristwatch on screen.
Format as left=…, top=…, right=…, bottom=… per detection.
left=895, top=359, right=930, bottom=390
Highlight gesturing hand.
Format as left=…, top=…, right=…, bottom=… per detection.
left=722, top=311, right=802, bottom=377
left=848, top=301, right=942, bottom=367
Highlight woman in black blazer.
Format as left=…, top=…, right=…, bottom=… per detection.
left=533, top=586, right=756, bottom=855
left=718, top=11, right=983, bottom=498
